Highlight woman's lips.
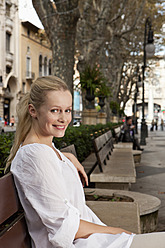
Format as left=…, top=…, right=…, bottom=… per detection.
left=53, top=125, right=65, bottom=130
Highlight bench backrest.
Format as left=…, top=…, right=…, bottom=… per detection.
left=60, top=144, right=77, bottom=157
left=0, top=173, right=31, bottom=248
left=113, top=127, right=121, bottom=143
left=114, top=127, right=121, bottom=137
left=93, top=132, right=114, bottom=172
left=105, top=130, right=114, bottom=151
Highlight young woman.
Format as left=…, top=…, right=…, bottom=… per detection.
left=8, top=76, right=165, bottom=248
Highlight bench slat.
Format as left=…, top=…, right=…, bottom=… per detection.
left=94, top=134, right=107, bottom=152
left=97, top=143, right=110, bottom=165
left=104, top=130, right=112, bottom=141
left=0, top=217, right=31, bottom=248
left=94, top=133, right=114, bottom=172
left=0, top=173, right=20, bottom=224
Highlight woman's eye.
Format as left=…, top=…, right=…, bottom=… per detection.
left=66, top=109, right=72, bottom=113
left=51, top=109, right=58, bottom=113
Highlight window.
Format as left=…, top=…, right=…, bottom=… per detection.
left=22, top=82, right=26, bottom=93
left=39, top=55, right=42, bottom=77
left=6, top=32, right=11, bottom=52
left=48, top=59, right=52, bottom=75
left=26, top=56, right=31, bottom=78
left=27, top=46, right=30, bottom=53
left=44, top=57, right=47, bottom=76
left=6, top=3, right=10, bottom=17
left=6, top=66, right=11, bottom=74
left=27, top=29, right=30, bottom=37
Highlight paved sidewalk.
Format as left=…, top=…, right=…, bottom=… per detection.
left=131, top=129, right=165, bottom=231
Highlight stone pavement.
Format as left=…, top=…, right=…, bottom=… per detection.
left=131, top=128, right=165, bottom=232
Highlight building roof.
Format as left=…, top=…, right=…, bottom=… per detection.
left=21, top=20, right=40, bottom=32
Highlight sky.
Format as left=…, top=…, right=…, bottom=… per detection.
left=19, top=0, right=43, bottom=29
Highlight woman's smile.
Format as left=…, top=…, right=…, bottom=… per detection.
left=53, top=125, right=66, bottom=130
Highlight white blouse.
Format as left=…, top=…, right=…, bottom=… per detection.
left=11, top=143, right=135, bottom=248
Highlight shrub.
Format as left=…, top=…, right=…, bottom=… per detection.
left=0, top=132, right=15, bottom=176
left=0, top=122, right=121, bottom=177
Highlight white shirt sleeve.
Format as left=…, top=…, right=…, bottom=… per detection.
left=12, top=145, right=80, bottom=248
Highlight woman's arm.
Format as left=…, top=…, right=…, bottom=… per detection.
left=75, top=219, right=132, bottom=240
left=62, top=152, right=88, bottom=187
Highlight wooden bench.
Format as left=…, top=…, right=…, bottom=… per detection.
left=0, top=173, right=31, bottom=247
left=114, top=142, right=142, bottom=165
left=61, top=144, right=98, bottom=177
left=90, top=132, right=136, bottom=190
left=113, top=125, right=143, bottom=165
left=113, top=126, right=122, bottom=143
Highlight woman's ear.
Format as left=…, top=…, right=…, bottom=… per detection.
left=29, top=104, right=37, bottom=118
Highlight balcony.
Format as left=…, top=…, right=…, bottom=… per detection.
left=6, top=18, right=13, bottom=30
left=26, top=71, right=35, bottom=80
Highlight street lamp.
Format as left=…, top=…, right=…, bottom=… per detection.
left=140, top=17, right=155, bottom=145
left=134, top=73, right=142, bottom=134
left=133, top=65, right=142, bottom=134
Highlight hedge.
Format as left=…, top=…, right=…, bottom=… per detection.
left=0, top=122, right=121, bottom=177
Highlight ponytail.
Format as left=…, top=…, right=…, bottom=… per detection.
left=6, top=93, right=32, bottom=168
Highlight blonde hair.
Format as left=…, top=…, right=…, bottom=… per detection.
left=6, top=76, right=69, bottom=168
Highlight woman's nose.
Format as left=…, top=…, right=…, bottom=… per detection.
left=58, top=111, right=66, bottom=122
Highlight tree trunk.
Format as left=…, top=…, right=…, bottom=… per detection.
left=32, top=0, right=80, bottom=93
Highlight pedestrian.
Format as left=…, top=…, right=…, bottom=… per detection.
left=155, top=118, right=158, bottom=131
left=10, top=115, right=15, bottom=127
left=120, top=116, right=143, bottom=151
left=161, top=119, right=164, bottom=131
left=150, top=119, right=154, bottom=131
left=7, top=76, right=165, bottom=247
left=4, top=115, right=8, bottom=126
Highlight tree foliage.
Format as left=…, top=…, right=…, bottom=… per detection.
left=32, top=0, right=165, bottom=119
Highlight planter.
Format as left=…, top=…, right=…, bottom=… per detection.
left=112, top=108, right=117, bottom=115
left=98, top=96, right=105, bottom=112
left=85, top=188, right=161, bottom=233
left=86, top=194, right=133, bottom=202
left=85, top=88, right=95, bottom=109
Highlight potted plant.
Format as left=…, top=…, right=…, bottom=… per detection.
left=79, top=65, right=110, bottom=109
left=95, top=83, right=111, bottom=112
left=79, top=65, right=105, bottom=109
left=110, top=101, right=120, bottom=115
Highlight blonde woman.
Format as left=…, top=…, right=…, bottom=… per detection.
left=8, top=76, right=165, bottom=248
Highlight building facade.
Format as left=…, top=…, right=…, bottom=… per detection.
left=0, top=0, right=19, bottom=124
left=0, top=1, right=52, bottom=125
left=125, top=57, right=165, bottom=126
left=19, top=21, right=52, bottom=98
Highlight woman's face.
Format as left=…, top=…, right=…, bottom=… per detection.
left=33, top=90, right=72, bottom=139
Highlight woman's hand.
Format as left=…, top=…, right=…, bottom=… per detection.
left=62, top=152, right=88, bottom=187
